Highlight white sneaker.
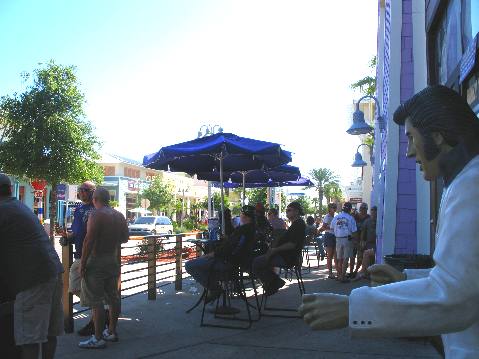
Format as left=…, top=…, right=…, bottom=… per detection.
left=102, top=328, right=119, bottom=342
left=78, top=335, right=106, bottom=349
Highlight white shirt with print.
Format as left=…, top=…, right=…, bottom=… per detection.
left=331, top=211, right=357, bottom=238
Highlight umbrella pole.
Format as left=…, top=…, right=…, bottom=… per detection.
left=242, top=172, right=246, bottom=207
left=219, top=155, right=226, bottom=237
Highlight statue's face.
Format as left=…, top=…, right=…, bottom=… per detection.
left=405, top=118, right=441, bottom=181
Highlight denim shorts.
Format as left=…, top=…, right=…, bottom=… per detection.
left=323, top=232, right=336, bottom=248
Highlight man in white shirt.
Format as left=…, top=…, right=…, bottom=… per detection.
left=330, top=202, right=357, bottom=283
left=299, top=85, right=479, bottom=359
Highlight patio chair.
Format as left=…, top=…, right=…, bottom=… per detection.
left=200, top=262, right=260, bottom=330
left=260, top=251, right=306, bottom=318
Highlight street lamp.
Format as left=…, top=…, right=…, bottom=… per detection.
left=346, top=95, right=385, bottom=135
left=351, top=143, right=374, bottom=167
left=177, top=187, right=189, bottom=226
left=197, top=124, right=224, bottom=138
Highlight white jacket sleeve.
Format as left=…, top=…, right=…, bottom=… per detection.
left=403, top=268, right=431, bottom=280
left=349, top=168, right=479, bottom=337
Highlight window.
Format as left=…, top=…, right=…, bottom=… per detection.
left=103, top=166, right=115, bottom=176
left=435, top=0, right=462, bottom=84
left=462, top=0, right=479, bottom=49
left=124, top=167, right=140, bottom=178
left=430, top=0, right=479, bottom=85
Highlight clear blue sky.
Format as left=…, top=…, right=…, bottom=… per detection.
left=0, top=0, right=378, bottom=186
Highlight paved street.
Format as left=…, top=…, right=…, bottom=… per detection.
left=56, top=260, right=441, bottom=359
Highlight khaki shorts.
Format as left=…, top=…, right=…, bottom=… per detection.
left=81, top=255, right=120, bottom=308
left=336, top=237, right=353, bottom=259
left=14, top=275, right=64, bottom=345
left=69, top=260, right=82, bottom=295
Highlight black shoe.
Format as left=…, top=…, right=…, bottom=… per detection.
left=77, top=320, right=94, bottom=336
left=264, top=278, right=286, bottom=297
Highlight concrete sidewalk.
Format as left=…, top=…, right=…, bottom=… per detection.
left=56, top=265, right=440, bottom=359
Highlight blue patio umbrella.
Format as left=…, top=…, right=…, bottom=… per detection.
left=215, top=177, right=314, bottom=189
left=143, top=133, right=292, bottom=235
left=195, top=164, right=300, bottom=205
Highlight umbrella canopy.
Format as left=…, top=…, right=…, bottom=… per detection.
left=195, top=164, right=301, bottom=183
left=143, top=132, right=292, bottom=235
left=143, top=132, right=292, bottom=173
left=215, top=177, right=314, bottom=188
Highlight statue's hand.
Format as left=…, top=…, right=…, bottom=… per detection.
left=298, top=293, right=349, bottom=330
left=367, top=264, right=406, bottom=286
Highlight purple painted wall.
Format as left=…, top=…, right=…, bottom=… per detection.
left=394, top=0, right=417, bottom=254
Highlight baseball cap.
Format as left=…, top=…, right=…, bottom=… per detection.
left=360, top=203, right=368, bottom=209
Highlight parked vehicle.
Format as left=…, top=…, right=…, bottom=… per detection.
left=128, top=216, right=173, bottom=236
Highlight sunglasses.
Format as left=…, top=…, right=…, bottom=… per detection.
left=78, top=187, right=93, bottom=192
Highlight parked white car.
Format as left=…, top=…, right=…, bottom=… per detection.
left=128, top=216, right=173, bottom=236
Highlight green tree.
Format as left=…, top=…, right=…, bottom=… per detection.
left=351, top=55, right=377, bottom=146
left=200, top=192, right=230, bottom=213
left=324, top=182, right=344, bottom=207
left=0, top=61, right=102, bottom=240
left=350, top=56, right=377, bottom=96
left=294, top=196, right=315, bottom=215
left=308, top=168, right=339, bottom=217
left=246, top=187, right=267, bottom=207
left=140, top=176, right=175, bottom=215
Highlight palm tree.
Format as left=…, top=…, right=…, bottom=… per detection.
left=324, top=182, right=343, bottom=205
left=308, top=168, right=339, bottom=217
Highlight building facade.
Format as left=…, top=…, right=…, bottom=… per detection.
left=372, top=0, right=478, bottom=262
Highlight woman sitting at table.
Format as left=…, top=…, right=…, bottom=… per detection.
left=185, top=205, right=256, bottom=303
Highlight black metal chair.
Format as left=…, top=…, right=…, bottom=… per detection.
left=260, top=252, right=306, bottom=318
left=200, top=263, right=260, bottom=330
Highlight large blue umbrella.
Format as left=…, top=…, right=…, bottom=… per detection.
left=215, top=177, right=314, bottom=188
left=143, top=133, right=292, bottom=234
left=195, top=164, right=300, bottom=205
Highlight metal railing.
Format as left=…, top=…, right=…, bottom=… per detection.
left=61, top=232, right=205, bottom=333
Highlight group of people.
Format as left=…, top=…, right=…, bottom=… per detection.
left=0, top=176, right=129, bottom=357
left=302, top=201, right=377, bottom=283
left=186, top=201, right=306, bottom=301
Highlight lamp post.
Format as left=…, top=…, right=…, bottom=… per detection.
left=197, top=124, right=224, bottom=220
left=351, top=143, right=374, bottom=167
left=346, top=95, right=385, bottom=135
left=178, top=187, right=189, bottom=226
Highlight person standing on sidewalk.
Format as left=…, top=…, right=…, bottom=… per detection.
left=317, top=203, right=338, bottom=279
left=350, top=203, right=370, bottom=278
left=330, top=202, right=357, bottom=283
left=78, top=187, right=129, bottom=349
left=299, top=85, right=479, bottom=359
left=59, top=180, right=105, bottom=336
left=0, top=174, right=63, bottom=359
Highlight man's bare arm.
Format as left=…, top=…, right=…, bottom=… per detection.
left=81, top=212, right=98, bottom=272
